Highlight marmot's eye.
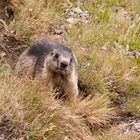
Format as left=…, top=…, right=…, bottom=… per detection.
left=70, top=58, right=72, bottom=63
left=54, top=53, right=59, bottom=59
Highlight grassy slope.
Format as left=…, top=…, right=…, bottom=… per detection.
left=0, top=0, right=140, bottom=139
left=0, top=62, right=115, bottom=139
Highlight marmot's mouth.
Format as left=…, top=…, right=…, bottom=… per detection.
left=56, top=67, right=66, bottom=73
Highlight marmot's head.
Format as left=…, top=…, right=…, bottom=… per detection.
left=46, top=49, right=74, bottom=75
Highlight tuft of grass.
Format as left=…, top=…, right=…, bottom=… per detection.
left=0, top=62, right=115, bottom=139
left=69, top=95, right=116, bottom=130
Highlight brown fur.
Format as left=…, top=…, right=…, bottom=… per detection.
left=15, top=49, right=37, bottom=79
left=15, top=40, right=79, bottom=101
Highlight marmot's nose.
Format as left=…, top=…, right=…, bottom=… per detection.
left=60, top=61, right=68, bottom=69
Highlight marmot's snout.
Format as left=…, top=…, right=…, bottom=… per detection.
left=60, top=61, right=69, bottom=70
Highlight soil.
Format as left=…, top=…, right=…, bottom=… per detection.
left=112, top=116, right=140, bottom=136
left=0, top=34, right=25, bottom=63
left=0, top=116, right=26, bottom=140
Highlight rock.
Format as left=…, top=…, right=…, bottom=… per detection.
left=0, top=134, right=4, bottom=140
left=29, top=8, right=33, bottom=12
left=72, top=7, right=83, bottom=14
left=67, top=17, right=77, bottom=24
left=54, top=29, right=63, bottom=35
left=115, top=118, right=140, bottom=135
left=135, top=52, right=140, bottom=57
left=101, top=46, right=108, bottom=51
left=66, top=6, right=90, bottom=26
left=70, top=11, right=75, bottom=16
left=51, top=24, right=66, bottom=35
left=0, top=50, right=6, bottom=58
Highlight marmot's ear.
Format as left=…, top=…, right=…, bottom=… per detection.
left=51, top=49, right=56, bottom=55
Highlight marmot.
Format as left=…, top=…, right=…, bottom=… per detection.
left=15, top=39, right=78, bottom=101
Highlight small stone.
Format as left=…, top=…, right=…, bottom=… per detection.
left=0, top=135, right=4, bottom=140
left=11, top=30, right=14, bottom=33
left=81, top=16, right=88, bottom=21
left=134, top=123, right=140, bottom=129
left=29, top=8, right=33, bottom=12
left=54, top=29, right=63, bottom=35
left=72, top=7, right=83, bottom=14
left=80, top=47, right=86, bottom=51
left=53, top=24, right=66, bottom=35
left=85, top=10, right=88, bottom=14
left=81, top=13, right=89, bottom=17
left=69, top=11, right=75, bottom=16
left=86, top=63, right=91, bottom=67
left=135, top=52, right=140, bottom=57
left=67, top=17, right=77, bottom=24
left=0, top=50, right=6, bottom=58
left=101, top=46, right=107, bottom=51
left=19, top=138, right=25, bottom=140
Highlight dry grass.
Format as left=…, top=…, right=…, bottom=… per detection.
left=0, top=62, right=115, bottom=139
left=69, top=95, right=116, bottom=129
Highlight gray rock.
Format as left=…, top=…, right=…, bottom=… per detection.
left=53, top=24, right=66, bottom=35
left=72, top=7, right=83, bottom=14
left=66, top=6, right=90, bottom=25
left=67, top=17, right=77, bottom=24
left=54, top=29, right=63, bottom=35
left=116, top=118, right=140, bottom=135
left=0, top=50, right=6, bottom=58
left=0, top=134, right=4, bottom=140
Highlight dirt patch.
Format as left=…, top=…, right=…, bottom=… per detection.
left=112, top=116, right=140, bottom=136
left=1, top=34, right=25, bottom=54
left=0, top=0, right=25, bottom=64
left=0, top=0, right=7, bottom=21
left=0, top=116, right=26, bottom=140
left=0, top=33, right=25, bottom=64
